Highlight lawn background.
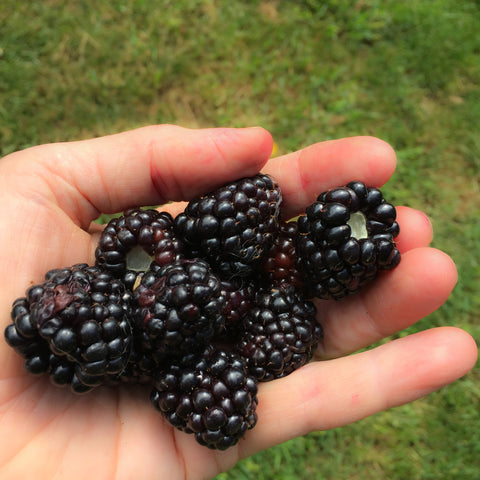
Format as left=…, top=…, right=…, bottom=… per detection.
left=1, top=1, right=479, bottom=479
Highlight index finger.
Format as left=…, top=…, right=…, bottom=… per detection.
left=1, top=125, right=274, bottom=228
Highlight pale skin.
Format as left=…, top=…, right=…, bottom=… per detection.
left=0, top=125, right=476, bottom=479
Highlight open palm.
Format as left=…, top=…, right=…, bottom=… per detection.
left=0, top=125, right=476, bottom=479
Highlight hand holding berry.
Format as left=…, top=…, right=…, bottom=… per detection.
left=0, top=126, right=476, bottom=479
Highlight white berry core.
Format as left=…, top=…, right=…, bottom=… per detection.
left=347, top=211, right=368, bottom=240
left=126, top=245, right=153, bottom=272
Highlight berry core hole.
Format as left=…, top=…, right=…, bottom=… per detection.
left=347, top=212, right=368, bottom=240
left=126, top=245, right=153, bottom=272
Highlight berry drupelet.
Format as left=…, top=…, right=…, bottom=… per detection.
left=150, top=345, right=258, bottom=450
left=133, top=258, right=226, bottom=360
left=174, top=174, right=282, bottom=278
left=236, top=282, right=323, bottom=381
left=296, top=181, right=401, bottom=300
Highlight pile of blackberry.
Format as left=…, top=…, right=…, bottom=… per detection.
left=4, top=174, right=400, bottom=450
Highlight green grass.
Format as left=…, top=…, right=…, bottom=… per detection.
left=1, top=1, right=479, bottom=478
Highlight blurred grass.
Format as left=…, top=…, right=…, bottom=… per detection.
left=1, top=1, right=479, bottom=478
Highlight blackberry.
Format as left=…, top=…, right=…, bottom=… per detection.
left=236, top=283, right=323, bottom=381
left=296, top=181, right=401, bottom=300
left=95, top=208, right=183, bottom=288
left=5, top=265, right=133, bottom=392
left=150, top=345, right=258, bottom=450
left=133, top=258, right=226, bottom=359
left=260, top=220, right=304, bottom=290
left=10, top=264, right=131, bottom=387
left=174, top=174, right=282, bottom=277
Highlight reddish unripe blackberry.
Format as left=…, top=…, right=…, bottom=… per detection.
left=150, top=345, right=258, bottom=450
left=174, top=174, right=282, bottom=277
left=215, top=278, right=256, bottom=341
left=261, top=220, right=304, bottom=290
left=236, top=283, right=323, bottom=381
left=296, top=181, right=401, bottom=300
left=133, top=258, right=226, bottom=358
left=95, top=208, right=184, bottom=285
left=5, top=264, right=133, bottom=391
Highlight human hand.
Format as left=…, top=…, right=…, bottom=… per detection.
left=0, top=125, right=476, bottom=479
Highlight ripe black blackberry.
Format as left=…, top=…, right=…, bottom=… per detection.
left=133, top=258, right=226, bottom=359
left=260, top=220, right=304, bottom=290
left=296, top=181, right=401, bottom=300
left=150, top=345, right=258, bottom=450
left=174, top=174, right=282, bottom=277
left=95, top=208, right=184, bottom=288
left=236, top=282, right=323, bottom=382
left=5, top=264, right=133, bottom=392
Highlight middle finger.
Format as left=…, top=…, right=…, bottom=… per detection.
left=315, top=246, right=457, bottom=359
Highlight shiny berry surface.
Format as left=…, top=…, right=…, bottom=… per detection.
left=296, top=181, right=401, bottom=300
left=174, top=174, right=282, bottom=277
left=151, top=345, right=258, bottom=450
